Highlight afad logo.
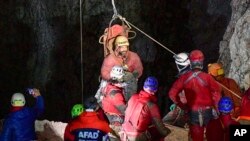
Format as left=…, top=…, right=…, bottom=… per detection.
left=75, top=128, right=108, bottom=140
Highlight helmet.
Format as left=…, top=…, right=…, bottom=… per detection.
left=84, top=97, right=99, bottom=111
left=218, top=97, right=233, bottom=114
left=143, top=76, right=158, bottom=92
left=208, top=63, right=224, bottom=77
left=115, top=35, right=129, bottom=47
left=189, top=50, right=204, bottom=69
left=11, top=93, right=25, bottom=107
left=174, top=53, right=190, bottom=66
left=174, top=52, right=190, bottom=73
left=110, top=66, right=125, bottom=81
left=71, top=104, right=85, bottom=118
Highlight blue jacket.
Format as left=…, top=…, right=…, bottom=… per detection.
left=0, top=96, right=44, bottom=141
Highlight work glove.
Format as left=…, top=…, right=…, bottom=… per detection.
left=212, top=108, right=219, bottom=119
left=132, top=70, right=139, bottom=78
left=170, top=104, right=176, bottom=111
left=123, top=71, right=134, bottom=82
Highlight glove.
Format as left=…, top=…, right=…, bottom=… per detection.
left=212, top=108, right=219, bottom=119
left=170, top=104, right=176, bottom=111
left=123, top=71, right=134, bottom=82
left=132, top=70, right=139, bottom=78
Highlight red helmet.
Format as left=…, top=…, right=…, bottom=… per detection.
left=189, top=50, right=204, bottom=62
left=189, top=50, right=204, bottom=69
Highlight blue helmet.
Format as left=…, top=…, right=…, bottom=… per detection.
left=218, top=97, right=233, bottom=114
left=143, top=76, right=158, bottom=92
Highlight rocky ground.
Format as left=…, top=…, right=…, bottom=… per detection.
left=0, top=119, right=189, bottom=141
left=35, top=120, right=189, bottom=141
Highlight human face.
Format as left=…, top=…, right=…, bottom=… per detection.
left=115, top=45, right=128, bottom=58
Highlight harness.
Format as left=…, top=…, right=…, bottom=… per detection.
left=184, top=71, right=207, bottom=87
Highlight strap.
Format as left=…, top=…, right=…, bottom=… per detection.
left=184, top=71, right=207, bottom=86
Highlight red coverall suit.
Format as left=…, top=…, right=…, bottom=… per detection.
left=206, top=114, right=239, bottom=141
left=121, top=90, right=170, bottom=141
left=101, top=51, right=143, bottom=80
left=64, top=111, right=111, bottom=141
left=102, top=83, right=127, bottom=136
left=237, top=88, right=250, bottom=124
left=169, top=70, right=221, bottom=141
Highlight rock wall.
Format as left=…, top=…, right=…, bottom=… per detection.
left=219, top=0, right=250, bottom=90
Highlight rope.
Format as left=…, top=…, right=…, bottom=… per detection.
left=217, top=82, right=242, bottom=100
left=111, top=0, right=118, bottom=18
left=79, top=0, right=84, bottom=104
left=110, top=0, right=176, bottom=56
left=118, top=15, right=176, bottom=56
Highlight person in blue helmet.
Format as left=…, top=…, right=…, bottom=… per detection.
left=0, top=88, right=44, bottom=141
left=206, top=96, right=240, bottom=141
left=121, top=76, right=171, bottom=141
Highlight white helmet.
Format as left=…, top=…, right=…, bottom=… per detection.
left=11, top=93, right=26, bottom=107
left=174, top=53, right=191, bottom=74
left=110, top=66, right=125, bottom=81
left=174, top=53, right=190, bottom=66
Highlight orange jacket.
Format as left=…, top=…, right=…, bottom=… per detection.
left=217, top=77, right=242, bottom=107
left=64, top=111, right=111, bottom=141
left=101, top=51, right=143, bottom=80
left=169, top=70, right=221, bottom=111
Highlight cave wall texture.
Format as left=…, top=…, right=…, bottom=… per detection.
left=0, top=0, right=249, bottom=121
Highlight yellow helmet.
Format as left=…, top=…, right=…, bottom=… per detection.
left=115, top=35, right=129, bottom=47
left=208, top=63, right=224, bottom=77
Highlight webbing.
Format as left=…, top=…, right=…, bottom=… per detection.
left=110, top=0, right=176, bottom=56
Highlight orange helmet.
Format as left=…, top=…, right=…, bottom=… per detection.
left=189, top=50, right=204, bottom=69
left=208, top=63, right=224, bottom=77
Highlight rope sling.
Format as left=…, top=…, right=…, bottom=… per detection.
left=79, top=0, right=242, bottom=106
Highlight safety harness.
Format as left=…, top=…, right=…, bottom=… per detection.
left=184, top=71, right=207, bottom=87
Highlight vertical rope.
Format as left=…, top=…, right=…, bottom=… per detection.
left=111, top=0, right=118, bottom=17
left=80, top=0, right=84, bottom=104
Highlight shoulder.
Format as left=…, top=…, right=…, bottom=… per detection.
left=128, top=51, right=140, bottom=58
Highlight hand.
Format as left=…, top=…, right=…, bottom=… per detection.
left=123, top=72, right=134, bottom=82
left=132, top=70, right=139, bottom=78
left=32, top=88, right=41, bottom=98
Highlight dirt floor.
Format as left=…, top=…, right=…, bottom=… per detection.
left=0, top=119, right=189, bottom=141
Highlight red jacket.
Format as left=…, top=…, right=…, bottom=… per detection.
left=64, top=111, right=111, bottom=141
left=122, top=91, right=168, bottom=136
left=102, top=84, right=126, bottom=116
left=206, top=114, right=239, bottom=141
left=169, top=70, right=221, bottom=111
left=101, top=51, right=143, bottom=80
left=237, top=88, right=250, bottom=120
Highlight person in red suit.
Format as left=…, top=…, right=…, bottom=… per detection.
left=168, top=49, right=221, bottom=141
left=101, top=65, right=127, bottom=140
left=121, top=76, right=171, bottom=141
left=208, top=62, right=242, bottom=118
left=206, top=96, right=240, bottom=141
left=237, top=87, right=250, bottom=124
left=95, top=35, right=143, bottom=104
left=64, top=97, right=111, bottom=141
